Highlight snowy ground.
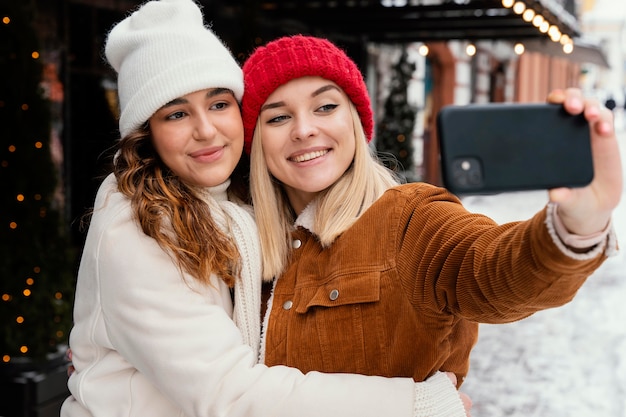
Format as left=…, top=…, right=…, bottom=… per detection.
left=459, top=129, right=626, bottom=417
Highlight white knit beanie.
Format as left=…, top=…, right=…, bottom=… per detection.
left=105, top=0, right=243, bottom=138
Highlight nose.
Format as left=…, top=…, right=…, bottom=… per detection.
left=291, top=112, right=319, bottom=141
left=192, top=113, right=217, bottom=141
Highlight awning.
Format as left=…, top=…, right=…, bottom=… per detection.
left=255, top=0, right=582, bottom=42
left=523, top=37, right=610, bottom=68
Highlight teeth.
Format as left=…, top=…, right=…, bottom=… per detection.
left=291, top=150, right=328, bottom=162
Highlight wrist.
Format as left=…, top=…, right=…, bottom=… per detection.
left=553, top=203, right=611, bottom=248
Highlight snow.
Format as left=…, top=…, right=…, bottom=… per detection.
left=458, top=129, right=626, bottom=416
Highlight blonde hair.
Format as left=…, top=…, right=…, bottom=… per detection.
left=113, top=123, right=249, bottom=287
left=250, top=104, right=399, bottom=280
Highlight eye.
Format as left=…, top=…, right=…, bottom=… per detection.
left=210, top=101, right=230, bottom=111
left=166, top=111, right=186, bottom=120
left=266, top=114, right=290, bottom=124
left=317, top=103, right=338, bottom=113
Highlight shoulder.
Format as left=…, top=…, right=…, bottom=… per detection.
left=380, top=182, right=462, bottom=207
left=362, top=182, right=483, bottom=235
left=91, top=174, right=132, bottom=224
left=85, top=174, right=141, bottom=249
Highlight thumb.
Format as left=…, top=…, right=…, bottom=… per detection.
left=549, top=187, right=573, bottom=204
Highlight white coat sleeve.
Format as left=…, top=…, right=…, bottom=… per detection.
left=91, top=195, right=465, bottom=417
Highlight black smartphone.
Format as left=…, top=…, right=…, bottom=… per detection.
left=437, top=103, right=594, bottom=195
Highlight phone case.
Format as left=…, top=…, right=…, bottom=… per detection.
left=436, top=103, right=594, bottom=195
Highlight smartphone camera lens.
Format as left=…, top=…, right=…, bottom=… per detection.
left=452, top=157, right=483, bottom=189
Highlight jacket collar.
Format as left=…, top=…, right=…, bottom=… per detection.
left=294, top=198, right=318, bottom=234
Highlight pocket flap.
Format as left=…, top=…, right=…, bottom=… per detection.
left=295, top=272, right=380, bottom=313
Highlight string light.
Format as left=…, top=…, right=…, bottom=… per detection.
left=418, top=44, right=429, bottom=56
left=2, top=4, right=75, bottom=363
left=548, top=24, right=563, bottom=43
left=466, top=44, right=477, bottom=56
left=514, top=43, right=525, bottom=55
left=513, top=1, right=526, bottom=14
left=548, top=25, right=560, bottom=38
left=506, top=2, right=576, bottom=49
left=522, top=8, right=535, bottom=22
left=563, top=43, right=574, bottom=54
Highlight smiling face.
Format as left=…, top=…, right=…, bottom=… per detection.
left=149, top=88, right=244, bottom=188
left=258, top=76, right=357, bottom=213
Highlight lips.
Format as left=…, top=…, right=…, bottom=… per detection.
left=289, top=149, right=329, bottom=163
left=189, top=146, right=222, bottom=158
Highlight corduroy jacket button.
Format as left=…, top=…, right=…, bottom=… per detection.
left=329, top=289, right=339, bottom=301
left=292, top=239, right=302, bottom=249
left=283, top=300, right=293, bottom=310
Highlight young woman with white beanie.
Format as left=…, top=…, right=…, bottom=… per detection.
left=60, top=0, right=469, bottom=416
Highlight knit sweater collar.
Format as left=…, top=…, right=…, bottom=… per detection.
left=196, top=178, right=262, bottom=360
left=198, top=179, right=230, bottom=202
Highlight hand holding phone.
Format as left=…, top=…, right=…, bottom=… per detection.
left=437, top=103, right=594, bottom=195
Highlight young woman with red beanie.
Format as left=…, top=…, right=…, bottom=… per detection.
left=242, top=35, right=622, bottom=397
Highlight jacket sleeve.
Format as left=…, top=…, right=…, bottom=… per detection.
left=91, top=193, right=466, bottom=417
left=395, top=184, right=611, bottom=323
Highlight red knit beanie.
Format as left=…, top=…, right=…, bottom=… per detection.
left=242, top=35, right=374, bottom=154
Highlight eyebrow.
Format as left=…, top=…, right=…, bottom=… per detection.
left=160, top=88, right=234, bottom=109
left=260, top=84, right=341, bottom=112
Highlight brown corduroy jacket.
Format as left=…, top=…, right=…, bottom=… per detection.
left=262, top=183, right=610, bottom=386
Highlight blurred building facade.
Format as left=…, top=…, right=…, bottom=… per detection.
left=579, top=0, right=626, bottom=107
left=15, top=0, right=609, bottom=235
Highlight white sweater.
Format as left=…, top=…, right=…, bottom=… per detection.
left=61, top=173, right=465, bottom=417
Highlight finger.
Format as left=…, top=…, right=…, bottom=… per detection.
left=459, top=391, right=473, bottom=417
left=444, top=371, right=458, bottom=387
left=548, top=186, right=573, bottom=204
left=546, top=88, right=566, bottom=103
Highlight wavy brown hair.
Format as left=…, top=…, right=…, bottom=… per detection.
left=112, top=122, right=250, bottom=287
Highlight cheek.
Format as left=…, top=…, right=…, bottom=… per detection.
left=151, top=135, right=175, bottom=161
left=260, top=132, right=282, bottom=164
left=262, top=147, right=286, bottom=182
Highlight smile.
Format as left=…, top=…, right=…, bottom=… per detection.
left=290, top=149, right=329, bottom=163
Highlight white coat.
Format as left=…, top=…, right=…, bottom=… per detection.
left=60, top=174, right=464, bottom=417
